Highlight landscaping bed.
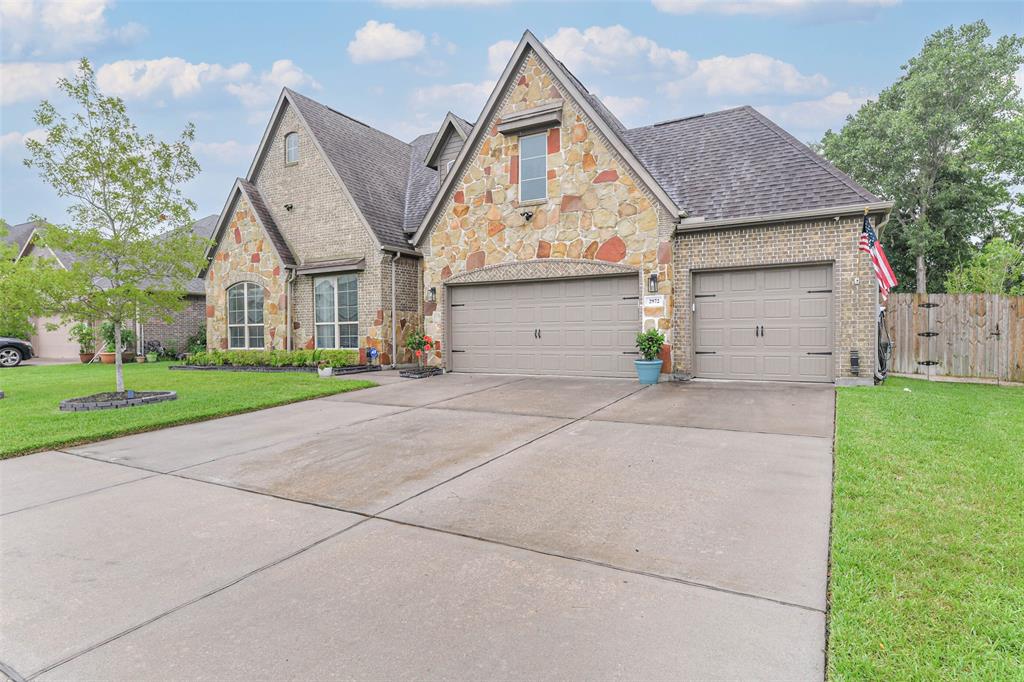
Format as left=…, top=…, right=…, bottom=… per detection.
left=171, top=364, right=381, bottom=375
left=60, top=390, right=176, bottom=412
left=830, top=377, right=1023, bottom=679
left=399, top=367, right=443, bottom=379
left=0, top=362, right=376, bottom=458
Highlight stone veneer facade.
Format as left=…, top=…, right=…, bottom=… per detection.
left=205, top=195, right=288, bottom=350
left=672, top=216, right=877, bottom=379
left=420, top=53, right=674, bottom=369
left=207, top=100, right=421, bottom=359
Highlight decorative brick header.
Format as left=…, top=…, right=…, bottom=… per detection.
left=445, top=259, right=638, bottom=286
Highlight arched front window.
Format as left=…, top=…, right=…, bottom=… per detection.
left=227, top=282, right=265, bottom=349
left=285, top=132, right=299, bottom=164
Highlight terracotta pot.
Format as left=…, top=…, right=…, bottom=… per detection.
left=135, top=356, right=146, bottom=363
left=99, top=352, right=117, bottom=364
left=122, top=351, right=136, bottom=362
left=79, top=353, right=96, bottom=363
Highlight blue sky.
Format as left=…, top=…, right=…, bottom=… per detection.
left=1, top=0, right=1021, bottom=227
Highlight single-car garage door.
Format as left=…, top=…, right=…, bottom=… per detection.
left=449, top=275, right=639, bottom=377
left=693, top=264, right=834, bottom=382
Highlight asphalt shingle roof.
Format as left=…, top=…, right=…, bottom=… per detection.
left=3, top=220, right=39, bottom=253
left=621, top=106, right=879, bottom=221
left=286, top=89, right=416, bottom=249
left=403, top=132, right=441, bottom=234
left=237, top=180, right=296, bottom=266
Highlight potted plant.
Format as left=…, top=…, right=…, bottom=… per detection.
left=144, top=340, right=162, bottom=364
left=69, top=322, right=97, bottom=363
left=400, top=329, right=442, bottom=378
left=634, top=328, right=665, bottom=385
left=99, top=321, right=136, bottom=364
left=317, top=360, right=334, bottom=378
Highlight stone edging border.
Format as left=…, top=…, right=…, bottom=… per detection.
left=60, top=391, right=177, bottom=412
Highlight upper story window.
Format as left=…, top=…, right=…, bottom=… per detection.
left=227, top=282, right=265, bottom=349
left=314, top=274, right=359, bottom=349
left=519, top=133, right=547, bottom=202
left=285, top=132, right=299, bottom=164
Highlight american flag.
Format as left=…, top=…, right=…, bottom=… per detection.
left=859, top=215, right=898, bottom=301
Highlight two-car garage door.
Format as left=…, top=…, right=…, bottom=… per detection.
left=693, top=264, right=834, bottom=382
left=448, top=275, right=639, bottom=377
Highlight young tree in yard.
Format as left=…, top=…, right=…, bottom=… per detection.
left=819, top=21, right=1024, bottom=293
left=24, top=59, right=207, bottom=392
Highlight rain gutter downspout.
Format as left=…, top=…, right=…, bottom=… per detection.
left=285, top=267, right=296, bottom=350
left=390, top=251, right=400, bottom=369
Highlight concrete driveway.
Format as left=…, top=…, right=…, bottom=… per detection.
left=0, top=373, right=835, bottom=681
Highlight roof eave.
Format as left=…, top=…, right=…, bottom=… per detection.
left=423, top=112, right=469, bottom=169
left=675, top=201, right=894, bottom=233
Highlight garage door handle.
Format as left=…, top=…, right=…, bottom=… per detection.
left=623, top=351, right=640, bottom=355
left=807, top=351, right=832, bottom=355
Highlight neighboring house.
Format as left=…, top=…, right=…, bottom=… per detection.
left=204, top=31, right=890, bottom=384
left=10, top=215, right=216, bottom=360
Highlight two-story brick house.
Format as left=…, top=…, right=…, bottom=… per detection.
left=204, top=30, right=890, bottom=384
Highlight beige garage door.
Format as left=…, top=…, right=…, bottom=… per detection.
left=449, top=275, right=640, bottom=377
left=693, top=264, right=833, bottom=382
left=30, top=316, right=79, bottom=360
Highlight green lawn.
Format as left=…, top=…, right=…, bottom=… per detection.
left=830, top=377, right=1023, bottom=680
left=0, top=362, right=375, bottom=458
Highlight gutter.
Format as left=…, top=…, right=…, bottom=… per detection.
left=676, top=201, right=894, bottom=233
left=389, top=252, right=400, bottom=369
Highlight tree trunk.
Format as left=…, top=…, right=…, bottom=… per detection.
left=113, top=320, right=125, bottom=392
left=916, top=254, right=928, bottom=294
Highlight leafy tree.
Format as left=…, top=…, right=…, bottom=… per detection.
left=819, top=21, right=1024, bottom=293
left=0, top=221, right=62, bottom=339
left=23, top=59, right=207, bottom=392
left=945, top=238, right=1024, bottom=295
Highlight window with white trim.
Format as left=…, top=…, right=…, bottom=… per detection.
left=519, top=132, right=547, bottom=202
left=227, top=282, right=265, bottom=349
left=285, top=132, right=299, bottom=164
left=314, top=274, right=359, bottom=349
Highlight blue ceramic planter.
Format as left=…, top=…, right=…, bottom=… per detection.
left=634, top=359, right=663, bottom=385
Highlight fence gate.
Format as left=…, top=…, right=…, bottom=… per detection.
left=884, top=293, right=1024, bottom=383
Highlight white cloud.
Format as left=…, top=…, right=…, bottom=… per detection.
left=600, top=95, right=649, bottom=125
left=97, top=58, right=251, bottom=100
left=0, top=61, right=76, bottom=105
left=225, top=60, right=321, bottom=110
left=411, top=80, right=495, bottom=112
left=652, top=0, right=898, bottom=16
left=758, top=90, right=871, bottom=140
left=193, top=140, right=257, bottom=165
left=347, top=20, right=426, bottom=64
left=663, top=53, right=829, bottom=97
left=0, top=128, right=47, bottom=152
left=543, top=26, right=692, bottom=76
left=0, top=0, right=146, bottom=57
left=487, top=39, right=517, bottom=75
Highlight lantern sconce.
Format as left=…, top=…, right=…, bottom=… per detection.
left=427, top=287, right=437, bottom=303
left=647, top=273, right=659, bottom=294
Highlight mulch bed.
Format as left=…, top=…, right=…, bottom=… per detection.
left=60, top=390, right=177, bottom=412
left=170, top=364, right=381, bottom=375
left=399, top=367, right=444, bottom=379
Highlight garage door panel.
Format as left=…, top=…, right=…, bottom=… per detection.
left=450, top=275, right=639, bottom=377
left=728, top=300, right=757, bottom=318
left=693, top=265, right=833, bottom=382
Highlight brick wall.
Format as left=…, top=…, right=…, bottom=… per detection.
left=143, top=294, right=205, bottom=354
left=672, top=216, right=877, bottom=381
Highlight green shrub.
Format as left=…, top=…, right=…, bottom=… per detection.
left=99, top=320, right=136, bottom=352
left=635, top=328, right=665, bottom=361
left=185, top=348, right=358, bottom=368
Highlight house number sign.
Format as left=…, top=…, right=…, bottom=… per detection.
left=643, top=295, right=665, bottom=307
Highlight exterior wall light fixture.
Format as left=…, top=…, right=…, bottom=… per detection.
left=647, top=273, right=659, bottom=294
left=427, top=287, right=437, bottom=303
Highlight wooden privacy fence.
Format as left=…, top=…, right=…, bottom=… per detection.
left=885, top=293, right=1024, bottom=382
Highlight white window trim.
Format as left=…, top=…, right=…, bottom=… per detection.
left=519, top=132, right=547, bottom=202
left=285, top=132, right=299, bottom=165
left=314, top=274, right=359, bottom=350
left=227, top=282, right=265, bottom=349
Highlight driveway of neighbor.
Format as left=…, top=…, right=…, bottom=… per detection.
left=0, top=372, right=836, bottom=681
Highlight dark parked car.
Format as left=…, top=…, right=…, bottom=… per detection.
left=0, top=337, right=33, bottom=367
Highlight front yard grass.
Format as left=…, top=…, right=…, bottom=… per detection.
left=830, top=376, right=1023, bottom=680
left=0, top=362, right=375, bottom=458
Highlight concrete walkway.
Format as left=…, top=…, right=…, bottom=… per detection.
left=0, top=373, right=836, bottom=681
